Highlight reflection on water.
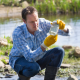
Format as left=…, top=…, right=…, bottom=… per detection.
left=0, top=14, right=80, bottom=47
left=0, top=16, right=22, bottom=38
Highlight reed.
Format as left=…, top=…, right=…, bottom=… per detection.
left=33, top=0, right=80, bottom=14
left=0, top=0, right=80, bottom=14
left=34, top=0, right=56, bottom=14
left=0, top=0, right=20, bottom=6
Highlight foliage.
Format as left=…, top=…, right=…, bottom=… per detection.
left=1, top=59, right=7, bottom=64
left=0, top=0, right=80, bottom=14
left=0, top=37, right=13, bottom=56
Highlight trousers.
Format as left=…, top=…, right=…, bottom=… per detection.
left=14, top=47, right=64, bottom=77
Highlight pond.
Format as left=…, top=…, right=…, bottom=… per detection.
left=0, top=14, right=80, bottom=47
left=1, top=74, right=80, bottom=80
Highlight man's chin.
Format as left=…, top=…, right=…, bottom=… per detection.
left=34, top=28, right=38, bottom=31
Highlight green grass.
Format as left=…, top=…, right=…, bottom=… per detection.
left=0, top=36, right=13, bottom=56
left=0, top=0, right=20, bottom=7
left=33, top=0, right=80, bottom=14
left=1, top=59, right=7, bottom=64
left=34, top=0, right=56, bottom=14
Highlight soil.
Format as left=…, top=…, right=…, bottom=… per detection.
left=0, top=5, right=22, bottom=18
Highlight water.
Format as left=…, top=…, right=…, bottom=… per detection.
left=1, top=75, right=80, bottom=80
left=0, top=14, right=80, bottom=47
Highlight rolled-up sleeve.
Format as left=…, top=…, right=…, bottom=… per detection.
left=58, top=25, right=72, bottom=36
left=58, top=29, right=71, bottom=36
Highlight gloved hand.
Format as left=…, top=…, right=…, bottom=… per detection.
left=57, top=19, right=65, bottom=30
left=41, top=34, right=58, bottom=48
left=50, top=19, right=65, bottom=35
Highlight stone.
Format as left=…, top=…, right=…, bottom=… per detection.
left=68, top=50, right=75, bottom=58
left=0, top=60, right=5, bottom=68
left=5, top=51, right=8, bottom=56
left=0, top=74, right=5, bottom=78
left=0, top=56, right=8, bottom=60
left=21, top=1, right=29, bottom=8
left=5, top=59, right=9, bottom=64
left=4, top=68, right=9, bottom=72
left=0, top=37, right=8, bottom=46
left=62, top=45, right=73, bottom=50
left=5, top=65, right=11, bottom=70
left=61, top=63, right=71, bottom=68
left=10, top=38, right=13, bottom=43
left=67, top=0, right=72, bottom=3
left=67, top=74, right=78, bottom=80
left=0, top=5, right=5, bottom=7
left=74, top=46, right=80, bottom=57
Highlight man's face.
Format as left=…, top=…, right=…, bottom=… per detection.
left=24, top=12, right=39, bottom=34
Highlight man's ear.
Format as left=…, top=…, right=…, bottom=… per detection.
left=22, top=19, right=26, bottom=24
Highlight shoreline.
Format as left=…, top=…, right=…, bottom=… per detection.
left=0, top=6, right=22, bottom=18
left=0, top=5, right=80, bottom=18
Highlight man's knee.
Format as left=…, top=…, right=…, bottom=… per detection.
left=23, top=62, right=41, bottom=77
left=52, top=47, right=65, bottom=56
left=32, top=63, right=41, bottom=75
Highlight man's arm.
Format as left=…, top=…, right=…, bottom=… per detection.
left=12, top=33, right=46, bottom=62
left=58, top=25, right=71, bottom=36
left=62, top=28, right=69, bottom=33
left=41, top=45, right=46, bottom=51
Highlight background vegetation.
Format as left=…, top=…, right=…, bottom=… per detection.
left=0, top=0, right=80, bottom=14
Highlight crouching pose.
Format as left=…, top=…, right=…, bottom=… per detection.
left=9, top=6, right=70, bottom=80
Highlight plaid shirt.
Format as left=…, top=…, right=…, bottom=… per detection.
left=9, top=18, right=69, bottom=69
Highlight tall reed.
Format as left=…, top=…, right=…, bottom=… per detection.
left=0, top=0, right=80, bottom=14
left=34, top=0, right=56, bottom=14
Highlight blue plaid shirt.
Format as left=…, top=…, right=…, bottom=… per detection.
left=9, top=18, right=70, bottom=69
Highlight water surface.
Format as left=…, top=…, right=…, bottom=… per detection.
left=0, top=14, right=80, bottom=47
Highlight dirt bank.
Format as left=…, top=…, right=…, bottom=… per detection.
left=0, top=5, right=22, bottom=18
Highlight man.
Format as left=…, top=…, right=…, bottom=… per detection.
left=9, top=6, right=69, bottom=80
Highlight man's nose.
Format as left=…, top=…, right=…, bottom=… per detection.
left=34, top=22, right=37, bottom=26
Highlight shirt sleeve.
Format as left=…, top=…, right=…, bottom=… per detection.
left=39, top=18, right=52, bottom=33
left=12, top=33, right=46, bottom=62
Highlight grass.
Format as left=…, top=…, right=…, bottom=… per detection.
left=0, top=36, right=13, bottom=56
left=0, top=0, right=20, bottom=7
left=33, top=0, right=80, bottom=14
left=1, top=59, right=7, bottom=64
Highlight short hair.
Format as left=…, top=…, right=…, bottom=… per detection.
left=21, top=6, right=38, bottom=20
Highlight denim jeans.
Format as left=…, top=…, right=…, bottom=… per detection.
left=14, top=47, right=64, bottom=77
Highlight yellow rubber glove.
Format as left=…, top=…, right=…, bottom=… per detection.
left=41, top=34, right=58, bottom=48
left=57, top=19, right=65, bottom=30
